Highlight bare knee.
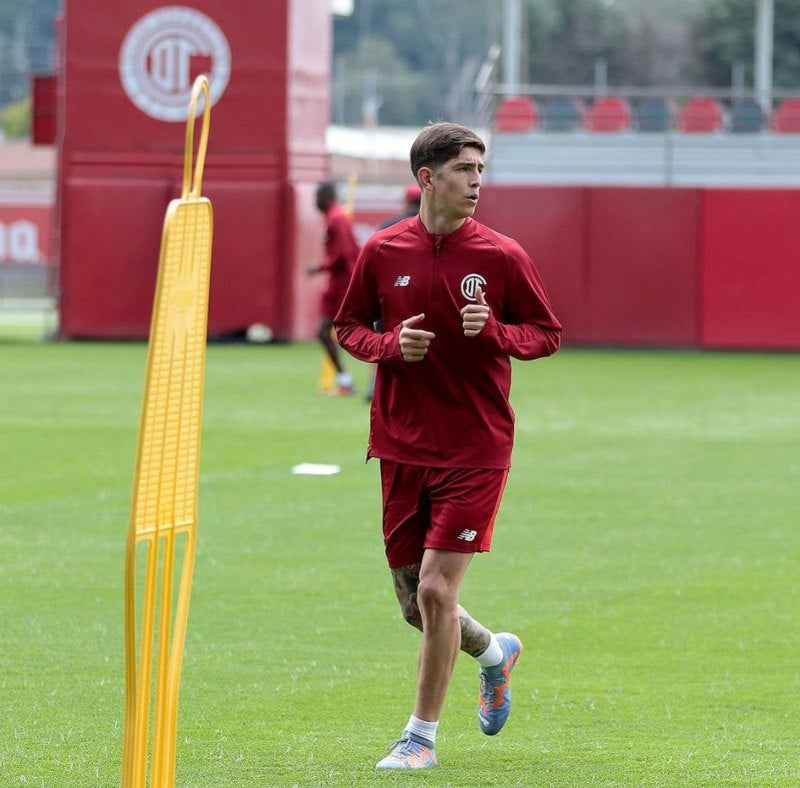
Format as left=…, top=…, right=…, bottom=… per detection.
left=416, top=575, right=456, bottom=616
left=415, top=550, right=472, bottom=626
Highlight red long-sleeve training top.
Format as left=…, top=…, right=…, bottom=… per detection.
left=319, top=203, right=360, bottom=318
left=334, top=215, right=561, bottom=469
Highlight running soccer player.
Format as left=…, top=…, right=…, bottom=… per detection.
left=334, top=122, right=562, bottom=769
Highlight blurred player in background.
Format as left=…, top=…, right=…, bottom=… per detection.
left=335, top=122, right=561, bottom=769
left=377, top=183, right=422, bottom=230
left=308, top=180, right=360, bottom=394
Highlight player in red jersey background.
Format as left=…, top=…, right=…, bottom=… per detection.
left=307, top=180, right=360, bottom=394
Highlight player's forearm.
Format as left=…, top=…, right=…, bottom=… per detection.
left=480, top=313, right=562, bottom=360
left=335, top=320, right=404, bottom=364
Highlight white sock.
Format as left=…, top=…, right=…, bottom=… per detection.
left=405, top=715, right=438, bottom=744
left=336, top=371, right=352, bottom=387
left=475, top=633, right=503, bottom=667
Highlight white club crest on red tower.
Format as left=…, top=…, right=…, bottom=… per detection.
left=119, top=6, right=231, bottom=122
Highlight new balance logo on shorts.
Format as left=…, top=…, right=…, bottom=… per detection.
left=394, top=275, right=411, bottom=287
left=457, top=529, right=478, bottom=542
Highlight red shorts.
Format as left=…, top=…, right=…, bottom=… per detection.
left=321, top=284, right=348, bottom=320
left=379, top=461, right=509, bottom=569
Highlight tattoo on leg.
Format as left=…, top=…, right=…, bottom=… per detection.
left=458, top=605, right=491, bottom=658
left=391, top=564, right=422, bottom=630
left=390, top=567, right=491, bottom=657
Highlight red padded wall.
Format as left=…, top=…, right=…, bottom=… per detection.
left=586, top=188, right=700, bottom=346
left=478, top=186, right=701, bottom=346
left=59, top=179, right=170, bottom=337
left=700, top=189, right=800, bottom=350
left=203, top=181, right=286, bottom=337
left=479, top=184, right=799, bottom=351
left=477, top=186, right=590, bottom=343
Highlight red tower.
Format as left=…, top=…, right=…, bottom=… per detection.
left=56, top=0, right=331, bottom=340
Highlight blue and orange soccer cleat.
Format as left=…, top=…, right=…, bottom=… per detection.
left=375, top=733, right=438, bottom=770
left=478, top=632, right=523, bottom=736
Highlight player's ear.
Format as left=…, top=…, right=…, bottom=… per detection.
left=418, top=167, right=434, bottom=190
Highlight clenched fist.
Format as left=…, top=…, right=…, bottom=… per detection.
left=399, top=314, right=436, bottom=361
left=461, top=285, right=490, bottom=337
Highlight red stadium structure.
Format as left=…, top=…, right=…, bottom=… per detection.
left=49, top=0, right=331, bottom=340
left=21, top=0, right=799, bottom=351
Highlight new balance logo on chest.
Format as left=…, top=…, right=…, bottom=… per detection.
left=394, top=275, right=411, bottom=287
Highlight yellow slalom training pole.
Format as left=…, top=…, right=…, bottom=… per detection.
left=122, top=74, right=213, bottom=788
left=319, top=354, right=337, bottom=394
left=343, top=171, right=358, bottom=217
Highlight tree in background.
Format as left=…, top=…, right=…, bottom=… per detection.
left=333, top=0, right=500, bottom=125
left=689, top=0, right=756, bottom=87
left=1, top=96, right=32, bottom=138
left=334, top=0, right=674, bottom=124
left=609, top=0, right=696, bottom=86
left=0, top=0, right=61, bottom=109
left=333, top=37, right=441, bottom=126
left=6, top=0, right=800, bottom=131
left=332, top=0, right=800, bottom=126
left=525, top=0, right=632, bottom=85
left=690, top=0, right=800, bottom=93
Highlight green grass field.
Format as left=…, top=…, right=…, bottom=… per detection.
left=1, top=336, right=798, bottom=786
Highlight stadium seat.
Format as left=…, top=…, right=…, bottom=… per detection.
left=585, top=96, right=632, bottom=132
left=730, top=98, right=765, bottom=133
left=493, top=97, right=539, bottom=132
left=635, top=97, right=677, bottom=131
left=678, top=97, right=725, bottom=133
left=541, top=97, right=587, bottom=131
left=770, top=98, right=800, bottom=133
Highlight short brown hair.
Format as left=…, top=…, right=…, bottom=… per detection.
left=410, top=122, right=485, bottom=180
